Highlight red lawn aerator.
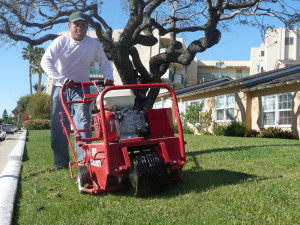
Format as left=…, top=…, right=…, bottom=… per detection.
left=60, top=81, right=186, bottom=196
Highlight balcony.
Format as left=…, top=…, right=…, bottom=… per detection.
left=161, top=69, right=175, bottom=85
left=161, top=69, right=186, bottom=89
left=197, top=73, right=250, bottom=82
left=173, top=74, right=185, bottom=89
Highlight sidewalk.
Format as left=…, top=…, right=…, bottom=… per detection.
left=0, top=131, right=23, bottom=174
left=0, top=130, right=27, bottom=225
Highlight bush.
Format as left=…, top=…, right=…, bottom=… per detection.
left=173, top=123, right=194, bottom=134
left=213, top=124, right=227, bottom=136
left=225, top=121, right=246, bottom=137
left=182, top=125, right=194, bottom=134
left=258, top=127, right=296, bottom=139
left=23, top=119, right=50, bottom=130
left=180, top=102, right=204, bottom=126
left=197, top=129, right=212, bottom=135
left=173, top=122, right=178, bottom=133
left=245, top=129, right=259, bottom=138
left=26, top=92, right=50, bottom=119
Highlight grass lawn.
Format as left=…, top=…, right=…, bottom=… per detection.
left=14, top=130, right=300, bottom=224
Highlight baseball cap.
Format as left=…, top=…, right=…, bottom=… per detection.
left=69, top=11, right=87, bottom=23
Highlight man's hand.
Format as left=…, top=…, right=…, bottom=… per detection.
left=64, top=79, right=76, bottom=89
left=104, top=79, right=114, bottom=86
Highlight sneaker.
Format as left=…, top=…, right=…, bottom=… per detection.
left=55, top=165, right=69, bottom=170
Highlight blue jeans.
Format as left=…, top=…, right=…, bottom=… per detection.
left=50, top=85, right=92, bottom=167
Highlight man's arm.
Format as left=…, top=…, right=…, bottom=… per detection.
left=41, top=37, right=69, bottom=86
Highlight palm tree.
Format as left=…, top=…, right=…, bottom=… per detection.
left=22, top=45, right=45, bottom=94
left=22, top=45, right=35, bottom=95
left=31, top=47, right=45, bottom=92
left=33, top=83, right=46, bottom=93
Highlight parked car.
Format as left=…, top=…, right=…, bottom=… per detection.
left=7, top=122, right=19, bottom=132
left=0, top=125, right=6, bottom=141
left=3, top=124, right=14, bottom=134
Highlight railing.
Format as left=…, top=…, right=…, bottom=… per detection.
left=161, top=69, right=186, bottom=88
left=197, top=73, right=250, bottom=82
left=161, top=69, right=175, bottom=82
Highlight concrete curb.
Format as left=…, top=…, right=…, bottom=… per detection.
left=0, top=130, right=27, bottom=225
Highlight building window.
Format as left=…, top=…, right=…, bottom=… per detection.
left=260, top=66, right=264, bottom=73
left=261, top=51, right=264, bottom=57
left=89, top=61, right=102, bottom=77
left=153, top=101, right=163, bottom=109
left=285, top=37, right=294, bottom=45
left=262, top=93, right=292, bottom=127
left=236, top=68, right=242, bottom=74
left=184, top=99, right=205, bottom=125
left=215, top=94, right=235, bottom=122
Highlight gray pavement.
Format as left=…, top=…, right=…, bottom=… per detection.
left=0, top=130, right=27, bottom=225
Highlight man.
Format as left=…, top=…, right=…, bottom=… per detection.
left=41, top=11, right=114, bottom=169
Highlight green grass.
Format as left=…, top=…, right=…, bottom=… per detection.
left=14, top=131, right=300, bottom=224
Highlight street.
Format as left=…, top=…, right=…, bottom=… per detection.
left=0, top=131, right=23, bottom=175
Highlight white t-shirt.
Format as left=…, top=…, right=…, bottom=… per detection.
left=41, top=34, right=114, bottom=87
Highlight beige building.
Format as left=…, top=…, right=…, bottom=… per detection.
left=156, top=27, right=300, bottom=138
left=250, top=28, right=300, bottom=75
left=156, top=64, right=300, bottom=138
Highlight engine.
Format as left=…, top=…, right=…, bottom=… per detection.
left=92, top=89, right=174, bottom=142
left=94, top=105, right=149, bottom=142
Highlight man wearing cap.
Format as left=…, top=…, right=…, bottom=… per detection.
left=41, top=11, right=114, bottom=169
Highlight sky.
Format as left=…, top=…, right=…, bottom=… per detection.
left=0, top=0, right=292, bottom=117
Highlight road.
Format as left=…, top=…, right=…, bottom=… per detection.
left=0, top=131, right=22, bottom=175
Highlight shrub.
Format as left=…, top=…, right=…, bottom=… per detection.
left=173, top=122, right=178, bottom=133
left=198, top=129, right=212, bottom=135
left=245, top=129, right=259, bottom=138
left=173, top=123, right=194, bottom=134
left=213, top=123, right=227, bottom=136
left=258, top=127, right=296, bottom=139
left=225, top=121, right=246, bottom=137
left=180, top=102, right=204, bottom=126
left=23, top=119, right=50, bottom=130
left=182, top=125, right=194, bottom=134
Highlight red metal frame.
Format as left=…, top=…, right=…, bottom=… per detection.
left=60, top=81, right=186, bottom=194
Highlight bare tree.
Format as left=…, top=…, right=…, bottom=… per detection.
left=1, top=0, right=299, bottom=109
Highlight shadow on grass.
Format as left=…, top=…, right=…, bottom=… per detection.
left=187, top=144, right=300, bottom=157
left=22, top=145, right=29, bottom=162
left=15, top=166, right=265, bottom=200
left=156, top=168, right=257, bottom=198
left=111, top=168, right=259, bottom=199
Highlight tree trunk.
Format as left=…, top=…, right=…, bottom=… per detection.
left=38, top=72, right=42, bottom=92
left=112, top=48, right=165, bottom=110
left=29, top=63, right=32, bottom=95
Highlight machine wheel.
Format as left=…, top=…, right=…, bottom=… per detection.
left=76, top=165, right=92, bottom=193
left=129, top=152, right=164, bottom=197
left=167, top=167, right=183, bottom=181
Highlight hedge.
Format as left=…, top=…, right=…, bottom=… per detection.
left=23, top=119, right=50, bottom=130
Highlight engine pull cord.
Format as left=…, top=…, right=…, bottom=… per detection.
left=118, top=104, right=133, bottom=120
